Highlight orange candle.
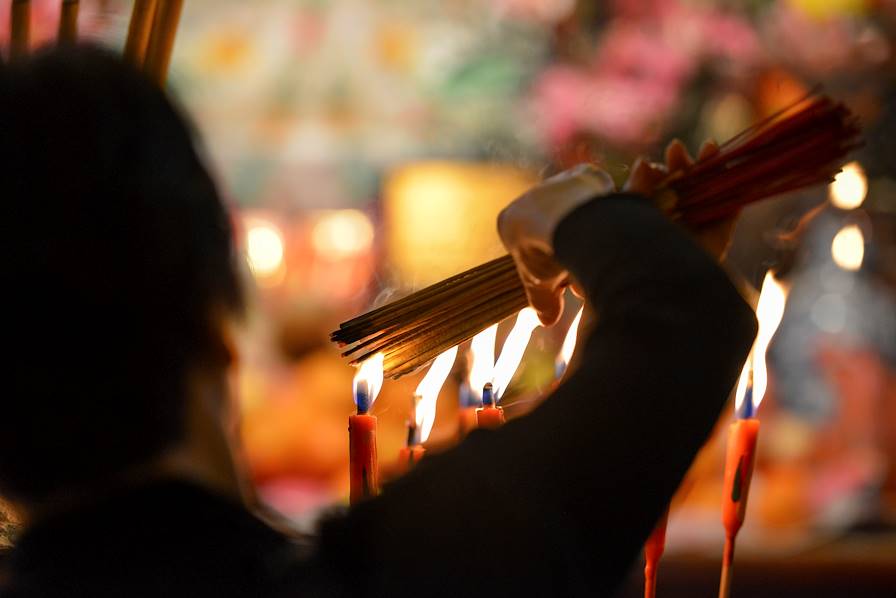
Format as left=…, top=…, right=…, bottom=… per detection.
left=721, top=418, right=759, bottom=539
left=349, top=412, right=378, bottom=504
left=397, top=445, right=425, bottom=473
left=643, top=508, right=669, bottom=598
left=476, top=382, right=504, bottom=429
left=458, top=406, right=480, bottom=438
left=397, top=395, right=425, bottom=473
left=718, top=414, right=760, bottom=598
left=349, top=357, right=383, bottom=505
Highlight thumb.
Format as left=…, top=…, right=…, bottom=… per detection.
left=524, top=283, right=565, bottom=327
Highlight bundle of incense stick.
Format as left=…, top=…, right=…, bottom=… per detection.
left=5, top=0, right=181, bottom=85
left=123, top=0, right=184, bottom=86
left=333, top=93, right=861, bottom=379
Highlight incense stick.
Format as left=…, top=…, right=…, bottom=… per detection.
left=10, top=0, right=30, bottom=61
left=123, top=0, right=158, bottom=67
left=143, top=0, right=184, bottom=86
left=57, top=0, right=79, bottom=45
left=334, top=95, right=861, bottom=378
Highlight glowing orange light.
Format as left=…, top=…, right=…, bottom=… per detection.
left=492, top=308, right=541, bottom=400
left=414, top=346, right=458, bottom=443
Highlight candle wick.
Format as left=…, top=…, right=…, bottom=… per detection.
left=739, top=371, right=754, bottom=420
left=356, top=380, right=371, bottom=414
left=481, top=382, right=495, bottom=407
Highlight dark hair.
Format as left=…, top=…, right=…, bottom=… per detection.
left=0, top=45, right=245, bottom=503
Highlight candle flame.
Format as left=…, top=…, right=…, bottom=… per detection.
left=353, top=353, right=384, bottom=413
left=414, top=346, right=458, bottom=444
left=829, top=161, right=867, bottom=210
left=831, top=224, right=864, bottom=271
left=492, top=307, right=541, bottom=400
left=735, top=272, right=788, bottom=413
left=733, top=356, right=752, bottom=415
left=555, top=307, right=584, bottom=379
left=467, top=324, right=498, bottom=402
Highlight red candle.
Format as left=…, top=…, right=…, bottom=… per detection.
left=643, top=508, right=669, bottom=598
left=349, top=412, right=378, bottom=504
left=721, top=418, right=759, bottom=539
left=718, top=383, right=760, bottom=598
left=349, top=354, right=383, bottom=505
left=476, top=382, right=505, bottom=429
left=458, top=406, right=480, bottom=438
left=397, top=445, right=425, bottom=473
left=397, top=395, right=425, bottom=474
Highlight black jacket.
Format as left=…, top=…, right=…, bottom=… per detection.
left=1, top=194, right=757, bottom=597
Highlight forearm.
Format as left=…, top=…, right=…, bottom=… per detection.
left=318, top=194, right=757, bottom=597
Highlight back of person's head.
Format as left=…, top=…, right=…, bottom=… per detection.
left=0, top=45, right=245, bottom=505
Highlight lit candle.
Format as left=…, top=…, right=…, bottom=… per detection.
left=718, top=272, right=787, bottom=598
left=459, top=325, right=498, bottom=438
left=475, top=307, right=541, bottom=428
left=475, top=382, right=504, bottom=429
left=350, top=353, right=384, bottom=504
left=397, top=394, right=426, bottom=473
left=492, top=307, right=541, bottom=400
left=719, top=369, right=759, bottom=598
left=398, top=346, right=457, bottom=471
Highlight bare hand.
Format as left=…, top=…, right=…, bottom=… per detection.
left=625, top=139, right=737, bottom=261
left=498, top=139, right=739, bottom=327
left=498, top=164, right=613, bottom=326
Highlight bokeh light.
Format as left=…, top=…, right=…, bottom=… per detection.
left=245, top=217, right=286, bottom=282
left=311, top=210, right=375, bottom=260
left=831, top=224, right=865, bottom=271
left=829, top=162, right=868, bottom=210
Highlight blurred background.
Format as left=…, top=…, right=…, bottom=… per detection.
left=1, top=0, right=895, bottom=593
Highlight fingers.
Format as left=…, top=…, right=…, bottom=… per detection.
left=524, top=282, right=565, bottom=327
left=697, top=139, right=719, bottom=160
left=623, top=156, right=666, bottom=195
left=664, top=139, right=693, bottom=172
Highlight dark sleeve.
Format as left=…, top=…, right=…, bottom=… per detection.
left=317, top=194, right=758, bottom=598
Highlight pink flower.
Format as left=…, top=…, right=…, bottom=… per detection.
left=532, top=64, right=678, bottom=147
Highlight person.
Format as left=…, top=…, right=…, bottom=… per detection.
left=0, top=46, right=756, bottom=598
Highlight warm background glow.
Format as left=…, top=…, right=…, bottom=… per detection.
left=384, top=163, right=535, bottom=285
left=311, top=210, right=375, bottom=260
